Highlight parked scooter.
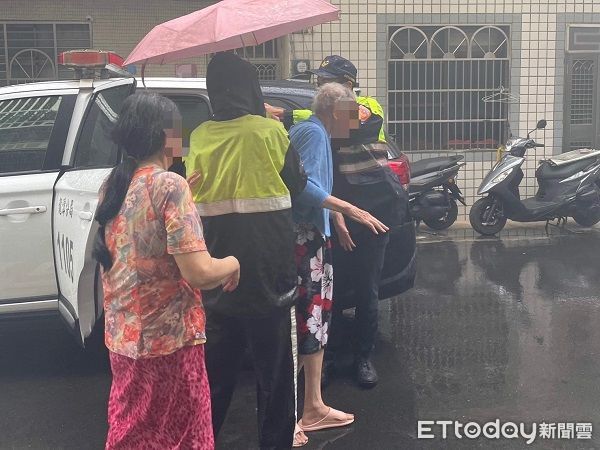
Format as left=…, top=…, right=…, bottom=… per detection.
left=409, top=155, right=466, bottom=230
left=470, top=119, right=600, bottom=235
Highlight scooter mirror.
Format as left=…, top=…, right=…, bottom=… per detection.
left=536, top=119, right=547, bottom=129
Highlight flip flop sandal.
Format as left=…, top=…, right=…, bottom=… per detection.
left=298, top=407, right=355, bottom=432
left=293, top=424, right=309, bottom=447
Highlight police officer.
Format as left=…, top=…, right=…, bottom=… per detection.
left=270, top=55, right=387, bottom=144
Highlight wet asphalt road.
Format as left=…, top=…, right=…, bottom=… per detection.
left=1, top=226, right=600, bottom=449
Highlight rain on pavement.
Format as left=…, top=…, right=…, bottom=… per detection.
left=1, top=224, right=599, bottom=449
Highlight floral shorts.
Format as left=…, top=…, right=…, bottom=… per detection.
left=294, top=223, right=333, bottom=355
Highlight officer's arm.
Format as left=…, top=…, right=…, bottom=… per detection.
left=265, top=103, right=313, bottom=131
left=284, top=109, right=312, bottom=129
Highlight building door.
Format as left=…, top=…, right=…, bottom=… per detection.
left=564, top=26, right=600, bottom=151
left=564, top=55, right=599, bottom=151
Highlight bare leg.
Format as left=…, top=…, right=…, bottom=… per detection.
left=291, top=307, right=308, bottom=447
left=299, top=349, right=353, bottom=426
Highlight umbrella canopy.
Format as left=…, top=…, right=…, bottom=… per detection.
left=124, top=0, right=340, bottom=66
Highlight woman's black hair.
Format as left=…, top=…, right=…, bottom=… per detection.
left=93, top=92, right=179, bottom=270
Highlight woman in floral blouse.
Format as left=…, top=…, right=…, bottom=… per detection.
left=289, top=83, right=388, bottom=446
left=93, top=92, right=239, bottom=450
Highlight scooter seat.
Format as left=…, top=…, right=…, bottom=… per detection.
left=410, top=155, right=464, bottom=178
left=536, top=158, right=595, bottom=180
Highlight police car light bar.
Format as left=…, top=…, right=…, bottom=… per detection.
left=58, top=50, right=124, bottom=69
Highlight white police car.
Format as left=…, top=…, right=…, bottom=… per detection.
left=0, top=50, right=316, bottom=344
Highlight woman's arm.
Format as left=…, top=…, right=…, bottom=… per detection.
left=323, top=196, right=388, bottom=235
left=155, top=171, right=240, bottom=292
left=174, top=252, right=240, bottom=291
left=289, top=124, right=332, bottom=208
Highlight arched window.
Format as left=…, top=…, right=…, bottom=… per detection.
left=430, top=27, right=469, bottom=59
left=471, top=26, right=509, bottom=59
left=387, top=25, right=511, bottom=153
left=389, top=27, right=429, bottom=60
left=9, top=49, right=55, bottom=84
left=0, top=22, right=91, bottom=86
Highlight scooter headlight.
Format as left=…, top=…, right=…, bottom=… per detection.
left=491, top=167, right=514, bottom=184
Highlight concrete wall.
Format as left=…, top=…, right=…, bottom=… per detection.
left=1, top=0, right=216, bottom=76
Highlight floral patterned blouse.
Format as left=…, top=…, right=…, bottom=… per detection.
left=101, top=165, right=207, bottom=359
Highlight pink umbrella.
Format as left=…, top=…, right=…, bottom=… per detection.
left=124, top=0, right=340, bottom=66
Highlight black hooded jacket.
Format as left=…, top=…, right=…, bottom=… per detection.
left=207, top=51, right=266, bottom=120
left=195, top=52, right=306, bottom=318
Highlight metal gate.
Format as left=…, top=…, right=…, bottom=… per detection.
left=564, top=26, right=600, bottom=151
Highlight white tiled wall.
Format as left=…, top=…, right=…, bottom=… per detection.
left=291, top=0, right=600, bottom=216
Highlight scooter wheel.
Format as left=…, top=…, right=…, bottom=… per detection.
left=572, top=209, right=600, bottom=227
left=423, top=198, right=459, bottom=230
left=469, top=197, right=507, bottom=236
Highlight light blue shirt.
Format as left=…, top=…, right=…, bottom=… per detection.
left=289, top=116, right=332, bottom=237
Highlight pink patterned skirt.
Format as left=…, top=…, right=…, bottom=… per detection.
left=106, top=344, right=214, bottom=450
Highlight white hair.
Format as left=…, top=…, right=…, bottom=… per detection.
left=312, top=83, right=356, bottom=117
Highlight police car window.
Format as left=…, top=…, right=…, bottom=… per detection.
left=166, top=96, right=211, bottom=153
left=74, top=84, right=132, bottom=168
left=0, top=96, right=62, bottom=174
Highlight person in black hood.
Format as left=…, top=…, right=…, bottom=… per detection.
left=206, top=51, right=267, bottom=120
left=186, top=52, right=306, bottom=449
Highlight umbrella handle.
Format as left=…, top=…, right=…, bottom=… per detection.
left=141, top=63, right=147, bottom=89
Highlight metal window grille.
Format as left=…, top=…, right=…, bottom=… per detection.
left=387, top=25, right=511, bottom=153
left=570, top=60, right=595, bottom=126
left=252, top=63, right=278, bottom=80
left=234, top=39, right=280, bottom=81
left=0, top=23, right=91, bottom=86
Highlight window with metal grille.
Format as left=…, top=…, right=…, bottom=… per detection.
left=570, top=59, right=595, bottom=126
left=0, top=23, right=91, bottom=86
left=387, top=25, right=511, bottom=153
left=234, top=39, right=280, bottom=81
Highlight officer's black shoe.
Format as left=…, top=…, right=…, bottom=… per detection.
left=356, top=357, right=378, bottom=388
left=321, top=359, right=335, bottom=388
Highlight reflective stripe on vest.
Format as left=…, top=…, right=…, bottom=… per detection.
left=195, top=196, right=292, bottom=216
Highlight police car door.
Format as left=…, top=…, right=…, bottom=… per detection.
left=53, top=79, right=135, bottom=343
left=0, top=90, right=76, bottom=312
